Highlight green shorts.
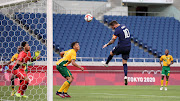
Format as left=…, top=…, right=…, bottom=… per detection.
left=56, top=61, right=72, bottom=78
left=161, top=66, right=170, bottom=76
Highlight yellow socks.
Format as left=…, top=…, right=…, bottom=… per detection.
left=165, top=80, right=168, bottom=87
left=58, top=81, right=70, bottom=92
left=64, top=84, right=70, bottom=93
left=161, top=80, right=164, bottom=86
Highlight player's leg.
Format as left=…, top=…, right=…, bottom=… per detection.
left=160, top=75, right=164, bottom=90
left=122, top=59, right=128, bottom=85
left=122, top=47, right=130, bottom=85
left=102, top=46, right=118, bottom=67
left=160, top=67, right=165, bottom=90
left=56, top=65, right=73, bottom=98
left=165, top=67, right=170, bottom=91
left=102, top=51, right=114, bottom=67
left=63, top=75, right=74, bottom=98
left=14, top=69, right=29, bottom=98
left=10, top=74, right=16, bottom=96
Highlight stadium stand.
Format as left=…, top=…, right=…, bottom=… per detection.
left=2, top=13, right=179, bottom=61
left=12, top=13, right=153, bottom=60
left=0, top=13, right=47, bottom=61
left=104, top=15, right=180, bottom=58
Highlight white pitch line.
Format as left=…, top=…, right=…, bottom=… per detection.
left=71, top=93, right=180, bottom=98
left=0, top=99, right=15, bottom=101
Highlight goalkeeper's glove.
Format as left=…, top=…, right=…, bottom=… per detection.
left=22, top=63, right=27, bottom=66
left=33, top=51, right=41, bottom=60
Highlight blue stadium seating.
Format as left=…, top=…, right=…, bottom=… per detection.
left=13, top=13, right=152, bottom=58
left=0, top=14, right=47, bottom=60
left=2, top=13, right=179, bottom=61
left=104, top=15, right=180, bottom=58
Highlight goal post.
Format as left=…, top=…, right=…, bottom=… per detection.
left=0, top=0, right=54, bottom=100
left=47, top=0, right=53, bottom=101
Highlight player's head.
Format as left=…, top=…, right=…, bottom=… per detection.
left=21, top=41, right=30, bottom=51
left=71, top=41, right=80, bottom=51
left=165, top=49, right=169, bottom=55
left=17, top=46, right=22, bottom=53
left=109, top=21, right=119, bottom=30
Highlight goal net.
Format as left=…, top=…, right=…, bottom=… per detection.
left=0, top=0, right=53, bottom=100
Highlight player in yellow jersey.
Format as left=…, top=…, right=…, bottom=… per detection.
left=159, top=49, right=173, bottom=91
left=3, top=46, right=22, bottom=96
left=56, top=42, right=84, bottom=98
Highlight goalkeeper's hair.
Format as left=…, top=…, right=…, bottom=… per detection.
left=71, top=41, right=79, bottom=48
left=109, top=20, right=118, bottom=26
left=21, top=41, right=27, bottom=47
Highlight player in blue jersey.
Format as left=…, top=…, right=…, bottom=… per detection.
left=102, top=21, right=131, bottom=85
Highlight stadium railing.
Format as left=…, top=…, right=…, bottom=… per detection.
left=1, top=56, right=179, bottom=64
left=104, top=11, right=175, bottom=17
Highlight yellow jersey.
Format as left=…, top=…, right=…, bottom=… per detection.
left=11, top=53, right=19, bottom=62
left=160, top=55, right=173, bottom=66
left=56, top=49, right=76, bottom=66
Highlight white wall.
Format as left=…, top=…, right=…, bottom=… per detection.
left=148, top=5, right=180, bottom=20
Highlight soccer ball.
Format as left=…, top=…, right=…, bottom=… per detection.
left=84, top=14, right=93, bottom=22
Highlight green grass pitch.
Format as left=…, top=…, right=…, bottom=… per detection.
left=1, top=85, right=180, bottom=101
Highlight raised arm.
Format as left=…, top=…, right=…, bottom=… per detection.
left=4, top=61, right=12, bottom=66
left=103, top=35, right=117, bottom=49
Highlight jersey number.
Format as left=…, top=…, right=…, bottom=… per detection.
left=123, top=28, right=130, bottom=38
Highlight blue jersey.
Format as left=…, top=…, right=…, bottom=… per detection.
left=113, top=25, right=131, bottom=48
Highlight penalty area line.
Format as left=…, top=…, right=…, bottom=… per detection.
left=71, top=93, right=180, bottom=98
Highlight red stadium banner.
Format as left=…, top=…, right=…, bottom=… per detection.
left=0, top=65, right=180, bottom=86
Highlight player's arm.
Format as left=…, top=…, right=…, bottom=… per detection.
left=30, top=56, right=40, bottom=62
left=71, top=59, right=84, bottom=71
left=168, top=56, right=174, bottom=66
left=159, top=56, right=163, bottom=67
left=4, top=55, right=16, bottom=66
left=4, top=61, right=12, bottom=66
left=168, top=61, right=174, bottom=66
left=103, top=35, right=117, bottom=48
left=16, top=60, right=26, bottom=66
left=60, top=51, right=65, bottom=58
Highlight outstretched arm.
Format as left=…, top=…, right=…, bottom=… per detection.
left=102, top=36, right=116, bottom=48
left=71, top=60, right=84, bottom=71
left=30, top=56, right=40, bottom=62
left=4, top=61, right=12, bottom=66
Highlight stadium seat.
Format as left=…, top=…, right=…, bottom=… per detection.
left=104, top=15, right=179, bottom=58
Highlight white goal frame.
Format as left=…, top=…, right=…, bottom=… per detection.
left=47, top=0, right=53, bottom=101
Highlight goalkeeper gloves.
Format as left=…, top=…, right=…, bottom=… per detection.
left=33, top=51, right=41, bottom=60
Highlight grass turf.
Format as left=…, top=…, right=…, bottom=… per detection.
left=0, top=85, right=180, bottom=101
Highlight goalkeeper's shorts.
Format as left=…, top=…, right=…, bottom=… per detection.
left=13, top=68, right=27, bottom=80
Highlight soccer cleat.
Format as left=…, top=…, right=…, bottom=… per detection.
left=56, top=91, right=65, bottom=98
left=124, top=76, right=128, bottom=85
left=15, top=93, right=21, bottom=98
left=160, top=87, right=163, bottom=91
left=101, top=61, right=108, bottom=67
left=11, top=90, right=16, bottom=96
left=63, top=93, right=71, bottom=98
left=165, top=87, right=167, bottom=91
left=22, top=95, right=28, bottom=98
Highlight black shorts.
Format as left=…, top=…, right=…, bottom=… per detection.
left=112, top=46, right=131, bottom=60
